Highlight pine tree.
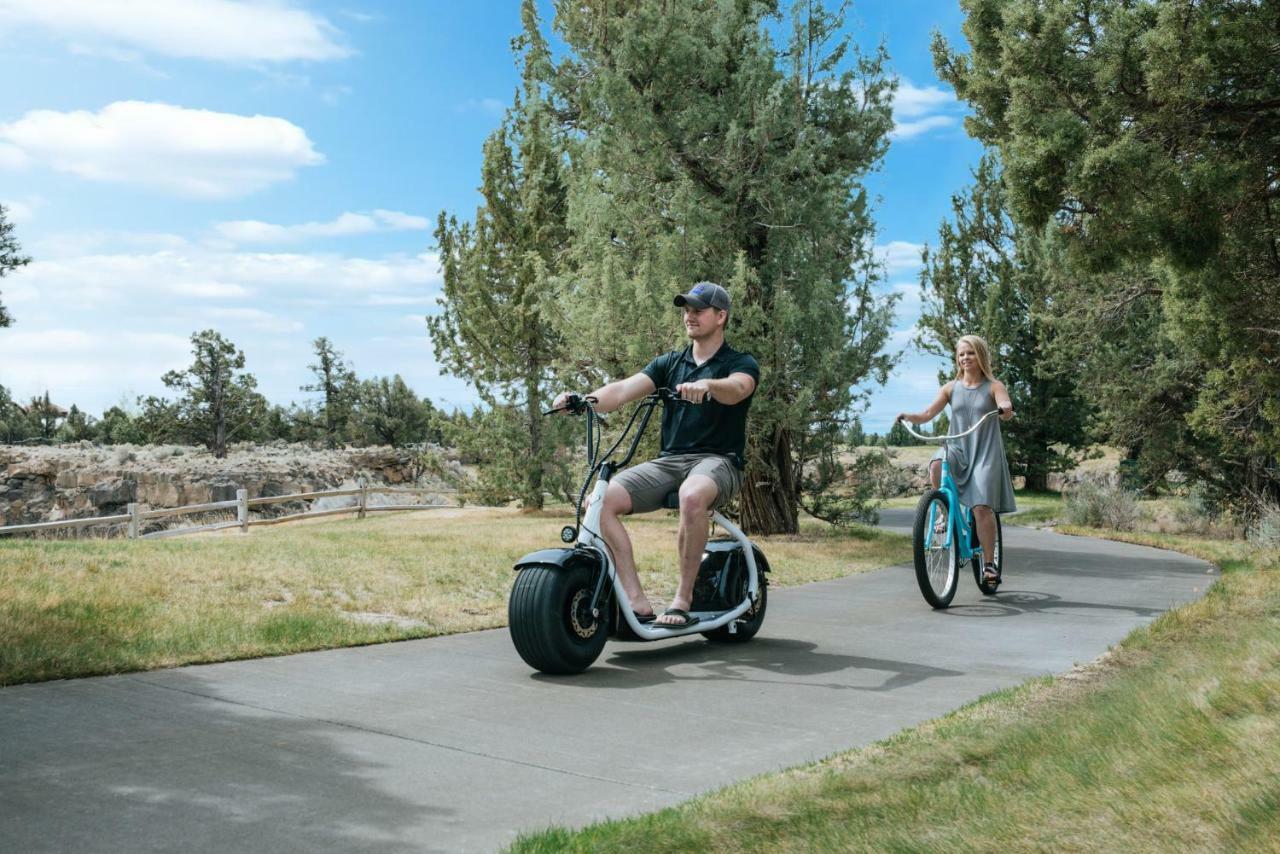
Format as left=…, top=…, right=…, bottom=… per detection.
left=935, top=0, right=1280, bottom=508
left=0, top=203, right=31, bottom=328
left=550, top=0, right=897, bottom=533
left=301, top=337, right=357, bottom=448
left=152, top=330, right=267, bottom=458
left=352, top=375, right=438, bottom=447
left=916, top=153, right=1090, bottom=491
left=429, top=0, right=575, bottom=509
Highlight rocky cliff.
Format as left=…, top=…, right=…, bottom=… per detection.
left=0, top=442, right=464, bottom=533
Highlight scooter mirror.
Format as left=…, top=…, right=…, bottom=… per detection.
left=561, top=526, right=577, bottom=543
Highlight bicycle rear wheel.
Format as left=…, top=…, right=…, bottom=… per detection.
left=972, top=512, right=1004, bottom=595
left=913, top=489, right=959, bottom=608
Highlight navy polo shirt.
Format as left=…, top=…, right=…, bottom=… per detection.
left=641, top=342, right=760, bottom=468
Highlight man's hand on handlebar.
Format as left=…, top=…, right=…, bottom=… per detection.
left=675, top=380, right=712, bottom=404
left=548, top=391, right=593, bottom=415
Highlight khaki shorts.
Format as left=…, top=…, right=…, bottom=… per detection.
left=614, top=453, right=743, bottom=514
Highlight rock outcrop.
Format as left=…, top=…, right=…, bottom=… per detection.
left=0, top=442, right=464, bottom=534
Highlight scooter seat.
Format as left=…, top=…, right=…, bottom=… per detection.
left=662, top=491, right=680, bottom=510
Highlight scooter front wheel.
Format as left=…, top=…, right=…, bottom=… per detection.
left=508, top=563, right=609, bottom=674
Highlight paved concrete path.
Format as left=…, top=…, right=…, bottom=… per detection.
left=0, top=513, right=1214, bottom=853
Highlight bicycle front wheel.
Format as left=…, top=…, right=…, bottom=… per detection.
left=913, top=489, right=959, bottom=608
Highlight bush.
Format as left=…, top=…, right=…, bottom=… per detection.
left=1247, top=497, right=1280, bottom=550
left=1064, top=477, right=1140, bottom=531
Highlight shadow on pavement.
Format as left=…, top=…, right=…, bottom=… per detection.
left=534, top=636, right=963, bottom=691
left=940, top=589, right=1168, bottom=619
left=2, top=670, right=445, bottom=854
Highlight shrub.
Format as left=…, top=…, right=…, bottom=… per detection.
left=1064, top=477, right=1140, bottom=531
left=1247, top=496, right=1280, bottom=550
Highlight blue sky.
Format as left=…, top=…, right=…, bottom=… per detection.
left=0, top=0, right=982, bottom=434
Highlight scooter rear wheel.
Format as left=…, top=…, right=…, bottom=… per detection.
left=701, top=574, right=768, bottom=643
left=508, top=563, right=609, bottom=674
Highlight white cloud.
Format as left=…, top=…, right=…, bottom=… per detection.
left=0, top=0, right=349, bottom=64
left=890, top=79, right=962, bottom=141
left=0, top=142, right=29, bottom=170
left=204, top=307, right=303, bottom=333
left=0, top=197, right=36, bottom=223
left=876, top=240, right=925, bottom=274
left=0, top=328, right=192, bottom=405
left=171, top=280, right=253, bottom=299
left=892, top=115, right=957, bottom=141
left=5, top=246, right=441, bottom=310
left=215, top=209, right=429, bottom=243
left=0, top=101, right=324, bottom=198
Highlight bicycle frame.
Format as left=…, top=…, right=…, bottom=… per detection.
left=926, top=455, right=981, bottom=564
left=902, top=408, right=1002, bottom=562
left=553, top=392, right=760, bottom=638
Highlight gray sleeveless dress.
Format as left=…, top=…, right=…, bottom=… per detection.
left=931, top=379, right=1017, bottom=513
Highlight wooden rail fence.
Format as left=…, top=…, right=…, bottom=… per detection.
left=0, top=481, right=458, bottom=540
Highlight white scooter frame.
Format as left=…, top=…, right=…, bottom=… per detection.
left=578, top=464, right=760, bottom=639
left=508, top=390, right=767, bottom=674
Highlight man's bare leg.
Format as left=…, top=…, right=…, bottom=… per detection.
left=596, top=482, right=653, bottom=617
left=656, top=474, right=718, bottom=626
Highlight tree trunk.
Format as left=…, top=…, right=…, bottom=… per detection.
left=740, top=426, right=798, bottom=535
left=523, top=376, right=545, bottom=511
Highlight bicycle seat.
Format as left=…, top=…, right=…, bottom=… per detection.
left=662, top=491, right=680, bottom=510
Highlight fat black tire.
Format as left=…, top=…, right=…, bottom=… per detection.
left=701, top=574, right=768, bottom=643
left=973, top=512, right=1004, bottom=596
left=913, top=489, right=959, bottom=608
left=508, top=563, right=609, bottom=674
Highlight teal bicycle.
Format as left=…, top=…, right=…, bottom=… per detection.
left=899, top=410, right=1004, bottom=608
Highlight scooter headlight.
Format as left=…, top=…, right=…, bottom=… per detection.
left=561, top=526, right=577, bottom=543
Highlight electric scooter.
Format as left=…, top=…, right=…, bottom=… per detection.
left=508, top=389, right=769, bottom=674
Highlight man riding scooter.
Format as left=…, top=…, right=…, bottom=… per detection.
left=552, top=281, right=760, bottom=628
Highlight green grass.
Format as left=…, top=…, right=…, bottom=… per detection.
left=510, top=534, right=1280, bottom=852
left=0, top=507, right=909, bottom=685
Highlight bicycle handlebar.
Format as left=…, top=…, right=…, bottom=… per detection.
left=896, top=408, right=1003, bottom=443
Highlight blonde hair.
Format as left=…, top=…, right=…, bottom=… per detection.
left=954, top=335, right=996, bottom=382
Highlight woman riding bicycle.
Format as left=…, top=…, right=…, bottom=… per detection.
left=897, top=334, right=1016, bottom=585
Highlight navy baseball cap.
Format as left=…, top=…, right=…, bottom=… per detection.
left=674, top=281, right=731, bottom=311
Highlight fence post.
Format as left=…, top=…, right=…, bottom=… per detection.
left=237, top=489, right=249, bottom=533
left=127, top=502, right=140, bottom=539
left=358, top=478, right=368, bottom=519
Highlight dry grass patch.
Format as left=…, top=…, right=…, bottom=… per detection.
left=0, top=506, right=908, bottom=685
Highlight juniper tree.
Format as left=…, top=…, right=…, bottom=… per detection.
left=549, top=0, right=898, bottom=533
left=301, top=336, right=357, bottom=448
left=0, top=203, right=31, bottom=328
left=917, top=153, right=1090, bottom=491
left=352, top=375, right=440, bottom=447
left=935, top=0, right=1280, bottom=507
left=144, top=330, right=266, bottom=458
left=429, top=0, right=575, bottom=509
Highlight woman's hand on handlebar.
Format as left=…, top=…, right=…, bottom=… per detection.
left=998, top=404, right=1014, bottom=422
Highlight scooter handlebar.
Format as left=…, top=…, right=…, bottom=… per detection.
left=543, top=393, right=596, bottom=416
